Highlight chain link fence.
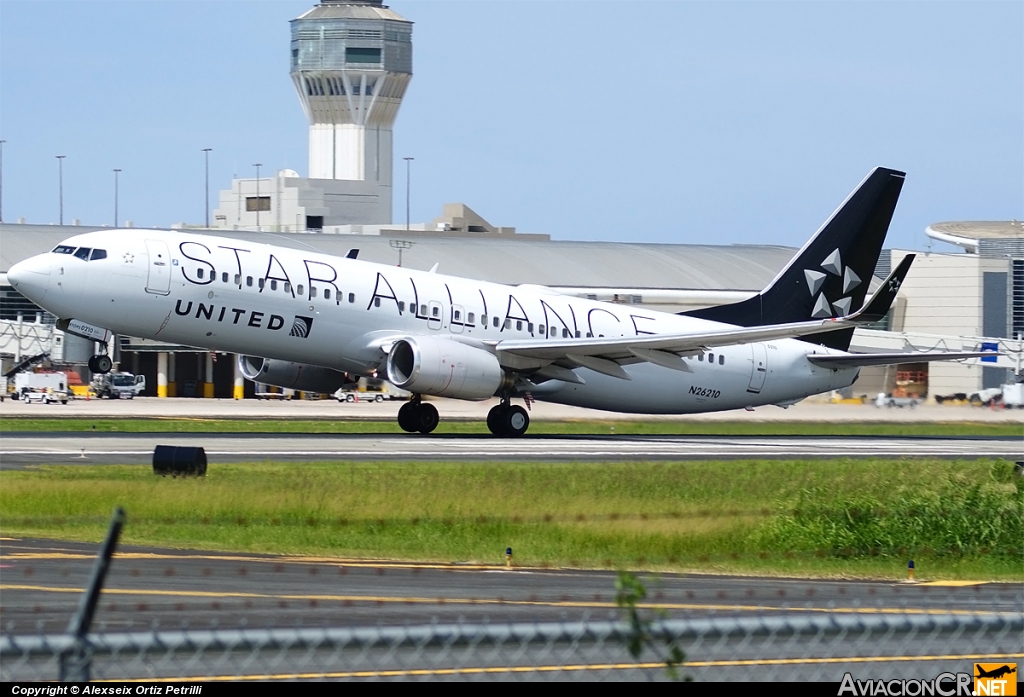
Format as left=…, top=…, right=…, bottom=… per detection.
left=3, top=611, right=1021, bottom=681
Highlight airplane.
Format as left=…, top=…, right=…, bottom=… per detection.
left=6, top=167, right=992, bottom=436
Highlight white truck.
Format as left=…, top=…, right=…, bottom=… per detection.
left=91, top=372, right=146, bottom=399
left=12, top=372, right=70, bottom=404
left=998, top=383, right=1024, bottom=409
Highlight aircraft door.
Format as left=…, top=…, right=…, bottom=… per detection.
left=747, top=343, right=767, bottom=393
left=144, top=239, right=171, bottom=295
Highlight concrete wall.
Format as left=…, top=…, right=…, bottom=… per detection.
left=892, top=249, right=1009, bottom=396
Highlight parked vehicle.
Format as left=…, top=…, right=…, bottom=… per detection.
left=874, top=393, right=918, bottom=408
left=998, top=383, right=1023, bottom=408
left=91, top=372, right=146, bottom=399
left=12, top=372, right=70, bottom=404
left=967, top=388, right=1003, bottom=407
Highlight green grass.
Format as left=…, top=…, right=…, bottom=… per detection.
left=1, top=416, right=1020, bottom=437
left=2, top=458, right=1021, bottom=580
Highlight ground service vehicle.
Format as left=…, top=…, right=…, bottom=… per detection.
left=91, top=372, right=146, bottom=399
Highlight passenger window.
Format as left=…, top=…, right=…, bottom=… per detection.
left=709, top=353, right=714, bottom=363
left=527, top=322, right=533, bottom=332
left=432, top=306, right=439, bottom=317
left=586, top=332, right=593, bottom=338
left=467, top=312, right=474, bottom=324
left=575, top=331, right=581, bottom=338
left=258, top=278, right=265, bottom=289
left=270, top=280, right=278, bottom=291
left=504, top=319, right=511, bottom=329
left=495, top=317, right=501, bottom=328
left=198, top=268, right=205, bottom=279
left=349, top=293, right=355, bottom=303
left=297, top=284, right=304, bottom=296
left=481, top=314, right=487, bottom=327
left=74, top=247, right=91, bottom=260
left=219, top=272, right=226, bottom=283
left=324, top=289, right=331, bottom=299
left=246, top=276, right=253, bottom=287
left=90, top=249, right=107, bottom=261
left=398, top=301, right=405, bottom=312
left=563, top=328, right=570, bottom=338
left=311, top=287, right=318, bottom=298
left=719, top=354, right=725, bottom=365
left=516, top=321, right=523, bottom=331
left=233, top=274, right=240, bottom=284
left=454, top=310, right=461, bottom=320
left=284, top=282, right=291, bottom=294
left=698, top=353, right=704, bottom=361
left=374, top=297, right=381, bottom=307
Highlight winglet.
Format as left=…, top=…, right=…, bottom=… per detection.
left=848, top=254, right=914, bottom=323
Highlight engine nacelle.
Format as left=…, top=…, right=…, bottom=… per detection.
left=386, top=337, right=504, bottom=401
left=237, top=355, right=350, bottom=394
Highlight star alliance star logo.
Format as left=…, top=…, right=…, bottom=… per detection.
left=804, top=248, right=861, bottom=318
left=888, top=277, right=901, bottom=293
left=123, top=252, right=134, bottom=264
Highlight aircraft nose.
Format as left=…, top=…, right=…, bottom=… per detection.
left=6, top=254, right=51, bottom=303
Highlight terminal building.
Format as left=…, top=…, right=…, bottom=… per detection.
left=1, top=0, right=1020, bottom=402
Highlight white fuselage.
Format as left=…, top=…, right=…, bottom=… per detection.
left=11, top=229, right=859, bottom=414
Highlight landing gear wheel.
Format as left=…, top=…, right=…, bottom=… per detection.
left=486, top=405, right=505, bottom=436
left=90, top=355, right=112, bottom=374
left=415, top=403, right=439, bottom=434
left=397, top=402, right=418, bottom=433
left=499, top=405, right=529, bottom=438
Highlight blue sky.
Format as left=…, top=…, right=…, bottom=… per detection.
left=1, top=1, right=1020, bottom=251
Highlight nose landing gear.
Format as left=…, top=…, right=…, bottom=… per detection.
left=397, top=395, right=439, bottom=434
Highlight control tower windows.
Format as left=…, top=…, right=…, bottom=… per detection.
left=346, top=47, right=381, bottom=64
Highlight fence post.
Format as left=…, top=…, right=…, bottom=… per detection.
left=59, top=507, right=125, bottom=682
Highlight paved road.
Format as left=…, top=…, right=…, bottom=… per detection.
left=1, top=431, right=1021, bottom=467
left=1, top=539, right=1020, bottom=681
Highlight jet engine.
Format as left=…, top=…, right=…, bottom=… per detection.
left=386, top=337, right=505, bottom=401
left=237, top=355, right=350, bottom=394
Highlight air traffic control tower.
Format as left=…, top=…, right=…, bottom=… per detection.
left=213, top=0, right=412, bottom=231
left=291, top=0, right=412, bottom=187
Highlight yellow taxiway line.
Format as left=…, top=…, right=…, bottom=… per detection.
left=1, top=583, right=1011, bottom=617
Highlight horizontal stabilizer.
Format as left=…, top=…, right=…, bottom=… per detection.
left=808, top=350, right=996, bottom=368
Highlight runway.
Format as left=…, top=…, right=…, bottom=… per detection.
left=1, top=431, right=1021, bottom=467
left=2, top=539, right=1021, bottom=681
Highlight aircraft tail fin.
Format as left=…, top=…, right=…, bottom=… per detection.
left=683, top=167, right=906, bottom=351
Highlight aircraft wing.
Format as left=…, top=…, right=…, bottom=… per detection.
left=494, top=255, right=916, bottom=377
left=806, top=351, right=996, bottom=368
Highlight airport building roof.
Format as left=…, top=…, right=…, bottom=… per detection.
left=925, top=220, right=1024, bottom=255
left=0, top=223, right=795, bottom=293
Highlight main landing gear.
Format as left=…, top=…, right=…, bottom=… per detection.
left=397, top=395, right=440, bottom=434
left=88, top=354, right=112, bottom=374
left=487, top=398, right=530, bottom=437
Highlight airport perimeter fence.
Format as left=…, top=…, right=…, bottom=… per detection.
left=2, top=611, right=1022, bottom=682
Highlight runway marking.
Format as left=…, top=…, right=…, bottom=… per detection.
left=916, top=581, right=989, bottom=587
left=101, top=652, right=1024, bottom=682
left=2, top=584, right=1010, bottom=617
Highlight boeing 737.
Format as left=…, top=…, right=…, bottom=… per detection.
left=6, top=167, right=989, bottom=436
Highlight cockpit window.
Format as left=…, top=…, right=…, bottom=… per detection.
left=53, top=245, right=76, bottom=254
left=73, top=247, right=92, bottom=260
left=90, top=249, right=107, bottom=261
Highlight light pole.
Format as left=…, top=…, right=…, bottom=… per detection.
left=389, top=239, right=413, bottom=267
left=202, top=148, right=212, bottom=228
left=403, top=156, right=414, bottom=231
left=113, top=169, right=121, bottom=227
left=0, top=140, right=6, bottom=223
left=55, top=155, right=66, bottom=225
left=252, top=163, right=262, bottom=228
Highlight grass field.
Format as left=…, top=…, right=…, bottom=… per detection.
left=1, top=458, right=1020, bottom=580
left=1, top=416, right=1020, bottom=437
